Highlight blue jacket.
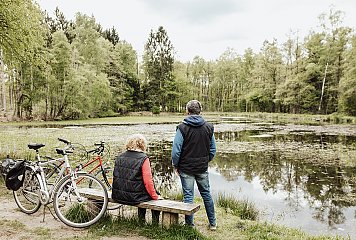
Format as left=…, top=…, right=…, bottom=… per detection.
left=171, top=115, right=216, bottom=168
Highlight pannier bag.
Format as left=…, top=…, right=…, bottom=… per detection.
left=1, top=157, right=15, bottom=180
left=1, top=159, right=26, bottom=191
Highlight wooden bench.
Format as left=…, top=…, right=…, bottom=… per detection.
left=79, top=188, right=200, bottom=227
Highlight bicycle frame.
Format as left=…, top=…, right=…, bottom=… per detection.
left=29, top=151, right=83, bottom=205
left=81, top=155, right=103, bottom=175
left=78, top=143, right=112, bottom=189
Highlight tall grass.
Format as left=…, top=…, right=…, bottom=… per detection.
left=244, top=221, right=350, bottom=240
left=161, top=190, right=184, bottom=201
left=92, top=215, right=211, bottom=240
left=64, top=204, right=93, bottom=223
left=217, top=193, right=259, bottom=220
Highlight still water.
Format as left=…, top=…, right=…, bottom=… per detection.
left=1, top=119, right=356, bottom=238
left=148, top=121, right=356, bottom=239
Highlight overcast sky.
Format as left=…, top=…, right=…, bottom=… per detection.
left=36, top=0, right=356, bottom=62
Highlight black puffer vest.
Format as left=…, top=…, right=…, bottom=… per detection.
left=177, top=122, right=214, bottom=174
left=112, top=151, right=152, bottom=205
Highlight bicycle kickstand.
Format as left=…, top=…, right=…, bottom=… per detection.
left=41, top=205, right=58, bottom=223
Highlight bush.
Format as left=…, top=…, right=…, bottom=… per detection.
left=151, top=106, right=160, bottom=115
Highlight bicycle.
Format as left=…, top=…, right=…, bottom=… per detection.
left=76, top=141, right=112, bottom=189
left=13, top=138, right=109, bottom=228
left=77, top=141, right=122, bottom=211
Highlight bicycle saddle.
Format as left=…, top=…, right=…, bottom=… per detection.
left=28, top=143, right=45, bottom=150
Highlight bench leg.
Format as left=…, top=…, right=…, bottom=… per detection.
left=161, top=212, right=178, bottom=227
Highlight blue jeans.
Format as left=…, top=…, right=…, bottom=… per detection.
left=179, top=171, right=216, bottom=226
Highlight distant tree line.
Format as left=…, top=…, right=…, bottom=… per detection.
left=0, top=1, right=355, bottom=120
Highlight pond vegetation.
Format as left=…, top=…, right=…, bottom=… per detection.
left=0, top=113, right=355, bottom=239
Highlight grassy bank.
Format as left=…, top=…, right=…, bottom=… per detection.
left=0, top=113, right=184, bottom=127
left=0, top=112, right=355, bottom=127
left=214, top=112, right=356, bottom=125
left=0, top=180, right=349, bottom=240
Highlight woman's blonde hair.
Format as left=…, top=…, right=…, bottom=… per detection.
left=125, top=134, right=147, bottom=152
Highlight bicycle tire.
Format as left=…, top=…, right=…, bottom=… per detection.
left=13, top=167, right=41, bottom=214
left=94, top=166, right=112, bottom=189
left=53, top=172, right=108, bottom=228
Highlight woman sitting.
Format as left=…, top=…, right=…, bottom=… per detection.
left=112, top=134, right=162, bottom=223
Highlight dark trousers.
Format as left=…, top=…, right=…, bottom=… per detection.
left=138, top=207, right=160, bottom=224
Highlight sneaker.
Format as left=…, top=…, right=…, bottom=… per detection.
left=184, top=223, right=195, bottom=227
left=209, top=224, right=217, bottom=231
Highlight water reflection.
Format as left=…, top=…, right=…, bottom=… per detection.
left=148, top=129, right=356, bottom=238
left=147, top=140, right=177, bottom=191
left=215, top=129, right=356, bottom=145
left=214, top=152, right=356, bottom=227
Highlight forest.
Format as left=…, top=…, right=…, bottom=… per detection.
left=0, top=0, right=356, bottom=120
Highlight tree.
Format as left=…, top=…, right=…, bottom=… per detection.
left=72, top=13, right=110, bottom=71
left=0, top=0, right=47, bottom=118
left=173, top=60, right=194, bottom=111
left=213, top=48, right=241, bottom=111
left=44, top=7, right=76, bottom=47
left=239, top=48, right=256, bottom=112
left=102, top=26, right=120, bottom=46
left=276, top=31, right=310, bottom=113
left=48, top=30, right=73, bottom=119
left=247, top=39, right=283, bottom=112
left=0, top=0, right=45, bottom=62
left=142, top=26, right=176, bottom=111
left=338, top=35, right=356, bottom=116
left=315, top=8, right=352, bottom=114
left=188, top=56, right=214, bottom=110
left=105, top=40, right=140, bottom=113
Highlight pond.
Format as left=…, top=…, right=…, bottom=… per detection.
left=1, top=118, right=356, bottom=238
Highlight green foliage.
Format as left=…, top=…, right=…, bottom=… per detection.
left=2, top=5, right=356, bottom=120
left=0, top=0, right=47, bottom=119
left=64, top=203, right=93, bottom=223
left=241, top=221, right=347, bottom=240
left=217, top=193, right=259, bottom=220
left=338, top=36, right=356, bottom=116
left=160, top=190, right=184, bottom=201
left=92, top=216, right=209, bottom=240
left=0, top=0, right=46, bottom=62
left=105, top=41, right=140, bottom=113
left=143, top=26, right=176, bottom=111
left=151, top=106, right=160, bottom=115
left=101, top=26, right=120, bottom=46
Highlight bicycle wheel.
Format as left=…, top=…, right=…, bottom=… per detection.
left=13, top=167, right=41, bottom=214
left=94, top=166, right=112, bottom=189
left=53, top=172, right=108, bottom=228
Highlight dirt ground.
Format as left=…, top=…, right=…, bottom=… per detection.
left=0, top=189, right=147, bottom=240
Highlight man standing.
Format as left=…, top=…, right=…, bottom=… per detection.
left=171, top=100, right=217, bottom=230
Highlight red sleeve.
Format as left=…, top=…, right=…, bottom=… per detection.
left=142, top=158, right=159, bottom=200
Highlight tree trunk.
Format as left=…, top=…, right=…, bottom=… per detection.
left=0, top=49, right=6, bottom=115
left=319, top=62, right=329, bottom=113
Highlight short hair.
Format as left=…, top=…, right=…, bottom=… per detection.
left=186, top=100, right=202, bottom=115
left=125, top=134, right=147, bottom=151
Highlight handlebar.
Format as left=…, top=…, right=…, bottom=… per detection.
left=86, top=141, right=105, bottom=155
left=56, top=138, right=75, bottom=155
left=94, top=141, right=105, bottom=146
left=58, top=138, right=70, bottom=145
